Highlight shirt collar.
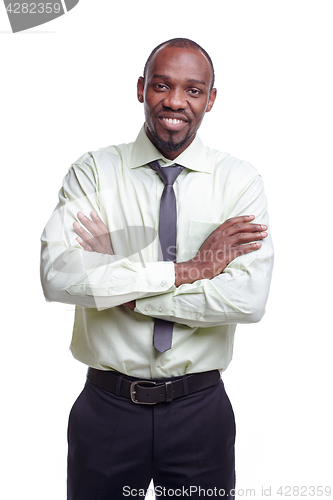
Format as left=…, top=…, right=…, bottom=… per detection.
left=130, top=126, right=213, bottom=173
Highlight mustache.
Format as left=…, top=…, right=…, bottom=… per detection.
left=158, top=109, right=192, bottom=123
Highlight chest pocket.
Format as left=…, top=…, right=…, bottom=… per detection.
left=186, top=220, right=221, bottom=260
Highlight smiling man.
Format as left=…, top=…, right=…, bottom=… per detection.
left=138, top=43, right=216, bottom=158
left=41, top=38, right=274, bottom=499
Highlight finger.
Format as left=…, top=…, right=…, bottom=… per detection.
left=73, top=221, right=101, bottom=252
left=90, top=211, right=115, bottom=255
left=75, top=213, right=114, bottom=255
left=229, top=222, right=267, bottom=236
left=221, top=215, right=256, bottom=230
left=90, top=211, right=109, bottom=231
left=73, top=220, right=91, bottom=240
left=229, top=241, right=262, bottom=259
left=221, top=222, right=268, bottom=238
left=229, top=230, right=268, bottom=247
left=76, top=236, right=93, bottom=252
left=77, top=211, right=108, bottom=239
left=210, top=216, right=256, bottom=239
left=77, top=212, right=101, bottom=236
left=90, top=210, right=106, bottom=228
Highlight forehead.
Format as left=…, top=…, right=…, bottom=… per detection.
left=146, top=45, right=213, bottom=87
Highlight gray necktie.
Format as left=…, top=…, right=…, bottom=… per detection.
left=148, top=160, right=184, bottom=353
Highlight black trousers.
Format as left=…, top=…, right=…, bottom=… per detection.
left=67, top=374, right=236, bottom=499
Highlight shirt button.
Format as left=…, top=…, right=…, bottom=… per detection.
left=161, top=280, right=166, bottom=287
left=144, top=305, right=150, bottom=311
left=158, top=305, right=164, bottom=312
left=147, top=281, right=151, bottom=288
left=196, top=313, right=202, bottom=319
left=107, top=287, right=114, bottom=294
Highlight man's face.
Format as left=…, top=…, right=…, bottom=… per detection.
left=137, top=45, right=217, bottom=160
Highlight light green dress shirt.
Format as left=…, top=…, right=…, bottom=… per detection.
left=40, top=127, right=274, bottom=378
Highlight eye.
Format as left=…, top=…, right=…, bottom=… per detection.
left=153, top=84, right=169, bottom=91
left=188, top=88, right=202, bottom=96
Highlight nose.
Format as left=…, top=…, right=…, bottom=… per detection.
left=163, top=88, right=187, bottom=110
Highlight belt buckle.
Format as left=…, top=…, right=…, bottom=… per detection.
left=130, top=380, right=157, bottom=404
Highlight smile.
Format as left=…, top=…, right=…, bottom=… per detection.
left=162, top=118, right=186, bottom=125
left=159, top=116, right=188, bottom=132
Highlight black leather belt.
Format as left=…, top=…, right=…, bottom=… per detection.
left=87, top=368, right=221, bottom=405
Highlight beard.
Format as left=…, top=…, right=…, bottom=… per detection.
left=149, top=128, right=192, bottom=152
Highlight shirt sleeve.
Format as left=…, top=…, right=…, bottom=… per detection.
left=40, top=156, right=175, bottom=309
left=135, top=170, right=274, bottom=328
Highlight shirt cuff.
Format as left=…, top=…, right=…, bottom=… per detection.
left=67, top=260, right=175, bottom=301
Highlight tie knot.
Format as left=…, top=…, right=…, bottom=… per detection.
left=148, top=161, right=184, bottom=186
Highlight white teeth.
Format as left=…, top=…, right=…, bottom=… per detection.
left=163, top=118, right=184, bottom=125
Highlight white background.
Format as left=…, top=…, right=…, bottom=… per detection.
left=1, top=1, right=332, bottom=498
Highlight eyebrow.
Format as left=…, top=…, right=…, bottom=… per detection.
left=152, top=74, right=171, bottom=80
left=152, top=74, right=206, bottom=86
left=187, top=78, right=206, bottom=86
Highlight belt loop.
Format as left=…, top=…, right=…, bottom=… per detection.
left=182, top=375, right=189, bottom=396
left=165, top=381, right=173, bottom=402
left=115, top=374, right=123, bottom=396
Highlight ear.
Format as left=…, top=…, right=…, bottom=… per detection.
left=206, top=88, right=217, bottom=113
left=137, top=77, right=145, bottom=103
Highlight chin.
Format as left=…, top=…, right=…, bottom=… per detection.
left=157, top=138, right=187, bottom=152
left=153, top=131, right=190, bottom=153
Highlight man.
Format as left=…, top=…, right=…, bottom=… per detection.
left=41, top=38, right=274, bottom=499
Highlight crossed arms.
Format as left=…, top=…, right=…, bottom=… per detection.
left=41, top=161, right=274, bottom=328
left=73, top=210, right=268, bottom=311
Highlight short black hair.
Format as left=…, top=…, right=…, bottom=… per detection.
left=143, top=38, right=215, bottom=90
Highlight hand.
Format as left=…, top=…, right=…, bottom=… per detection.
left=73, top=211, right=114, bottom=255
left=74, top=211, right=135, bottom=310
left=175, top=215, right=268, bottom=286
left=122, top=300, right=136, bottom=310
